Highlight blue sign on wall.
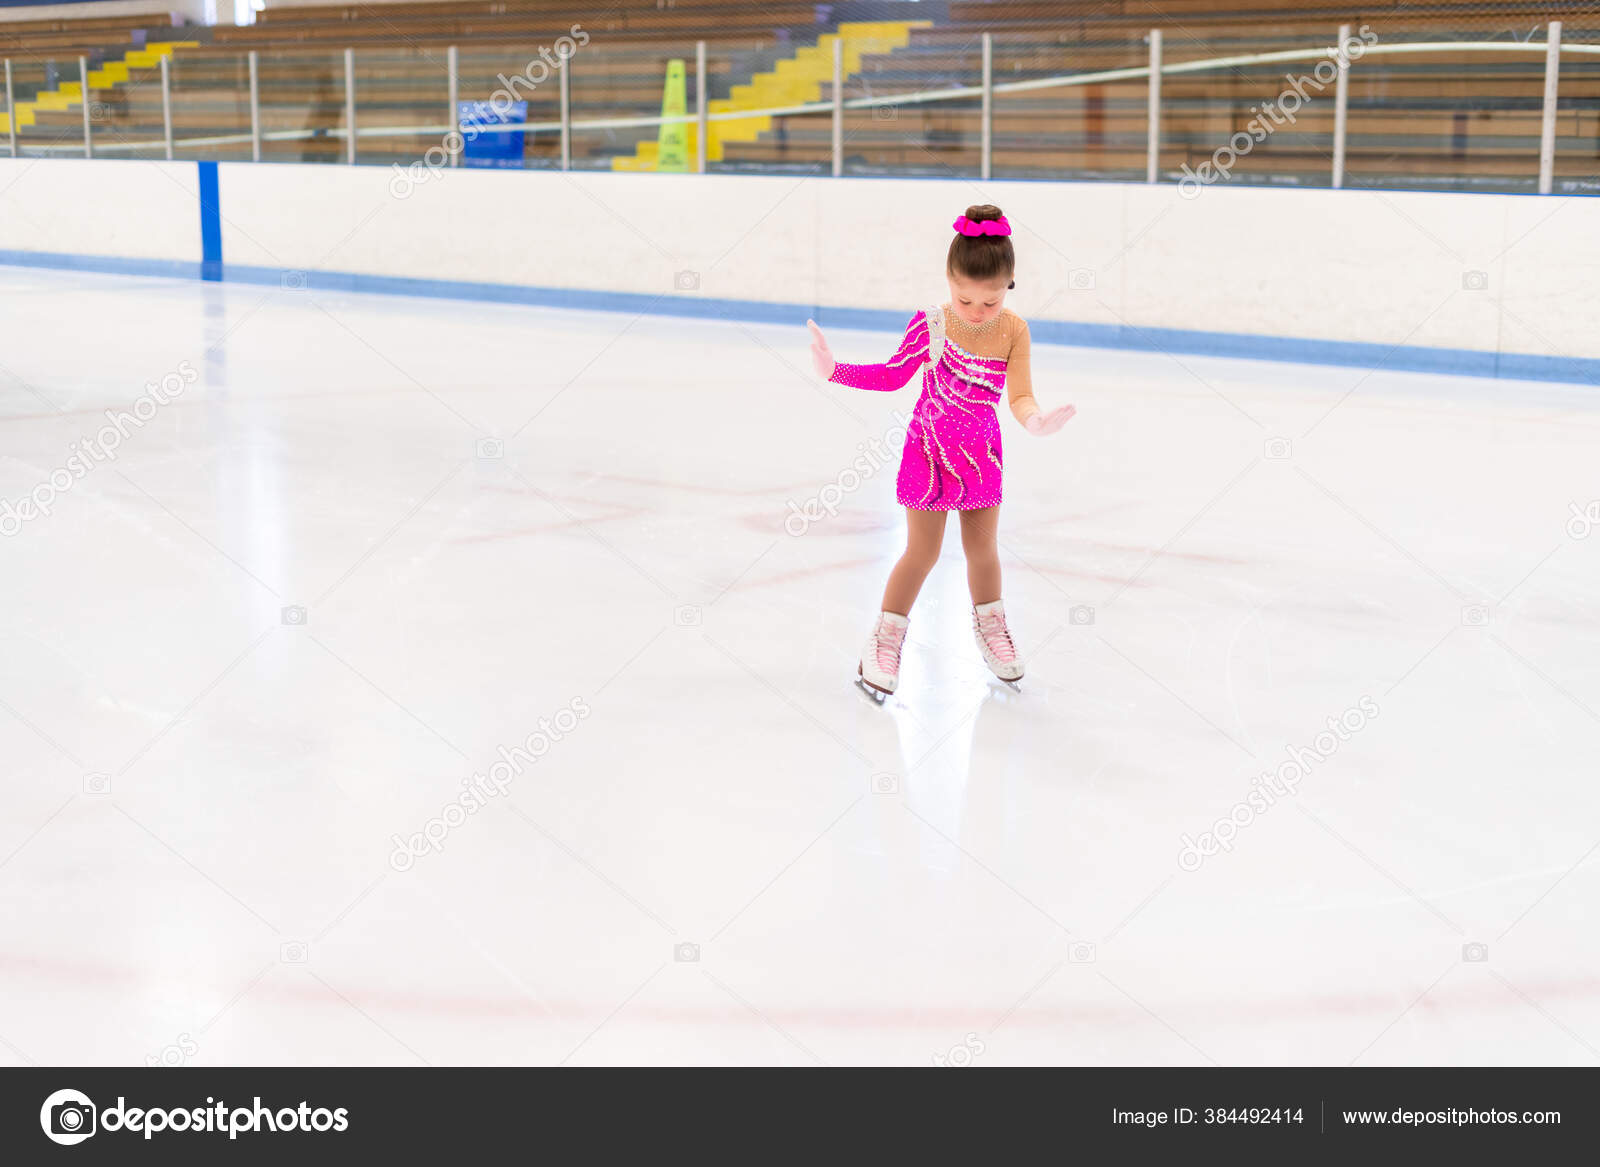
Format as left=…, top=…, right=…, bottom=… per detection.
left=458, top=101, right=527, bottom=170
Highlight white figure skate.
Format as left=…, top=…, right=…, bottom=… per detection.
left=856, top=611, right=909, bottom=704
left=973, top=599, right=1024, bottom=688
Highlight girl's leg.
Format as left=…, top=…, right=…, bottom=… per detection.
left=880, top=508, right=949, bottom=614
left=958, top=506, right=1002, bottom=605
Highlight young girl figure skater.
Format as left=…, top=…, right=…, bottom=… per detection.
left=806, top=204, right=1076, bottom=700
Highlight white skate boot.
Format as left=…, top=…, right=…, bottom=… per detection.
left=856, top=611, right=909, bottom=703
left=973, top=599, right=1024, bottom=686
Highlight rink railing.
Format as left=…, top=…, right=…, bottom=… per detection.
left=0, top=22, right=1589, bottom=194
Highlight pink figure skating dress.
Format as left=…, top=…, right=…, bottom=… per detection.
left=827, top=305, right=1036, bottom=511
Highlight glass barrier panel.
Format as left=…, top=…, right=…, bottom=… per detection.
left=169, top=51, right=251, bottom=162
left=95, top=47, right=174, bottom=161
left=843, top=28, right=981, bottom=179
left=1147, top=23, right=1336, bottom=192
left=455, top=42, right=568, bottom=172
left=256, top=50, right=347, bottom=165
left=993, top=28, right=1148, bottom=182
left=1343, top=26, right=1543, bottom=193
left=10, top=57, right=81, bottom=159
left=695, top=37, right=793, bottom=176
left=567, top=41, right=692, bottom=174
left=351, top=45, right=449, bottom=168
left=1548, top=27, right=1600, bottom=196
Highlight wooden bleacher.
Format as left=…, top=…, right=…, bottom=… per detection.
left=724, top=3, right=1600, bottom=187
left=0, top=12, right=182, bottom=59
left=4, top=0, right=1599, bottom=188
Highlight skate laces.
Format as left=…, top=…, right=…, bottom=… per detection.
left=874, top=619, right=906, bottom=671
left=976, top=609, right=1017, bottom=663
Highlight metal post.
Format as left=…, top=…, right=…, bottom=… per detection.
left=695, top=40, right=708, bottom=174
left=1539, top=20, right=1562, bottom=195
left=559, top=49, right=570, bottom=171
left=80, top=56, right=92, bottom=159
left=831, top=36, right=842, bottom=177
left=4, top=60, right=16, bottom=159
left=980, top=32, right=992, bottom=180
left=1331, top=24, right=1350, bottom=189
left=1146, top=28, right=1162, bottom=183
left=344, top=47, right=356, bottom=164
left=160, top=54, right=173, bottom=159
left=447, top=44, right=459, bottom=168
left=248, top=50, right=261, bottom=162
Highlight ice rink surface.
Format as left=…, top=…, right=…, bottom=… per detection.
left=1, top=266, right=1597, bottom=1066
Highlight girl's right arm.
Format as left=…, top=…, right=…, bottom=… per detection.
left=808, top=312, right=930, bottom=392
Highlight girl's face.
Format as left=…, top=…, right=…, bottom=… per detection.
left=947, top=273, right=1011, bottom=327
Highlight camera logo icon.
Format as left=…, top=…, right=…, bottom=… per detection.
left=280, top=269, right=309, bottom=291
left=1069, top=604, right=1095, bottom=626
left=674, top=942, right=700, bottom=963
left=871, top=772, right=899, bottom=794
left=1264, top=437, right=1292, bottom=461
left=872, top=103, right=899, bottom=121
left=1461, top=941, right=1489, bottom=963
left=475, top=437, right=504, bottom=460
left=1068, top=268, right=1096, bottom=291
left=674, top=270, right=700, bottom=291
left=1461, top=270, right=1488, bottom=291
left=674, top=604, right=702, bottom=627
left=1068, top=941, right=1096, bottom=963
left=1461, top=605, right=1490, bottom=628
left=280, top=940, right=309, bottom=963
left=89, top=103, right=110, bottom=123
left=83, top=772, right=111, bottom=795
left=40, top=1089, right=96, bottom=1146
left=281, top=605, right=308, bottom=626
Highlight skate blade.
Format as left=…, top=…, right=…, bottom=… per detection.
left=855, top=668, right=891, bottom=705
left=855, top=679, right=887, bottom=705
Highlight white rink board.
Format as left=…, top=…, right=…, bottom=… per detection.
left=213, top=164, right=1600, bottom=360
left=1, top=157, right=1597, bottom=365
left=0, top=159, right=203, bottom=262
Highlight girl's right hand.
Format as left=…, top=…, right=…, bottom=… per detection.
left=1024, top=404, right=1076, bottom=435
left=807, top=319, right=836, bottom=380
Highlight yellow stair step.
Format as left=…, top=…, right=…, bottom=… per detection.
left=614, top=20, right=927, bottom=172
left=9, top=40, right=201, bottom=123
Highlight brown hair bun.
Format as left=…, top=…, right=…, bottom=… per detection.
left=947, top=204, right=1015, bottom=285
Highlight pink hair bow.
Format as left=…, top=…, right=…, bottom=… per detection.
left=953, top=215, right=1011, bottom=237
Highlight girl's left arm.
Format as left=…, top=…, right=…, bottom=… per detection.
left=1006, top=318, right=1076, bottom=435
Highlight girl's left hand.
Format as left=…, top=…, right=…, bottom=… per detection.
left=806, top=319, right=836, bottom=380
left=1024, top=405, right=1076, bottom=435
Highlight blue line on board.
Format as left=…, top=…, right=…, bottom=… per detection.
left=0, top=248, right=1595, bottom=388
left=196, top=161, right=223, bottom=282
